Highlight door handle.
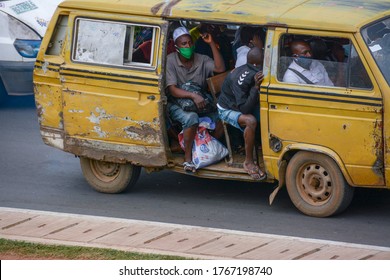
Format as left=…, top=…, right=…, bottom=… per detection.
left=147, top=95, right=156, bottom=100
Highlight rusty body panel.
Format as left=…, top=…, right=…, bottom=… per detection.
left=34, top=9, right=169, bottom=168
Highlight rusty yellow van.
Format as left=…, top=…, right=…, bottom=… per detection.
left=33, top=0, right=390, bottom=217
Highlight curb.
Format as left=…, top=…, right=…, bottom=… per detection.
left=1, top=207, right=389, bottom=260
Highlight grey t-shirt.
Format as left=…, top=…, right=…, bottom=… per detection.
left=165, top=52, right=215, bottom=90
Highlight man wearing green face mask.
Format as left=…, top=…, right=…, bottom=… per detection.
left=166, top=26, right=225, bottom=173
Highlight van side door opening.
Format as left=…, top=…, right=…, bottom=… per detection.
left=164, top=20, right=269, bottom=180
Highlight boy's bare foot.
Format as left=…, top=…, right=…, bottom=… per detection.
left=243, top=161, right=266, bottom=180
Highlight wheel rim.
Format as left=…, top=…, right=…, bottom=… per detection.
left=296, top=163, right=333, bottom=206
left=90, top=160, right=121, bottom=183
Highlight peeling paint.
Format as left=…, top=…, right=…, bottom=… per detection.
left=93, top=125, right=107, bottom=138
left=84, top=107, right=160, bottom=143
left=36, top=103, right=44, bottom=123
left=42, top=60, right=49, bottom=73
left=68, top=109, right=84, bottom=113
left=87, top=107, right=113, bottom=124
left=40, top=129, right=64, bottom=150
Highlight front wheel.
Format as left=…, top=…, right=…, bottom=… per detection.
left=286, top=151, right=354, bottom=217
left=80, top=157, right=141, bottom=193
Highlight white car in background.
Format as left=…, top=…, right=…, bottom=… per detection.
left=0, top=0, right=62, bottom=102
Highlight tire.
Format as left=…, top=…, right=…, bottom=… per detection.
left=79, top=157, right=141, bottom=194
left=286, top=151, right=354, bottom=217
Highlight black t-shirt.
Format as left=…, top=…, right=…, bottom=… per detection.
left=218, top=63, right=260, bottom=114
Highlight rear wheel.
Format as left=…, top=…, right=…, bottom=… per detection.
left=286, top=151, right=354, bottom=217
left=80, top=157, right=141, bottom=193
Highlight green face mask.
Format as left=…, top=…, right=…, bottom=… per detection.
left=177, top=46, right=195, bottom=59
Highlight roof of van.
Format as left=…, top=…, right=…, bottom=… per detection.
left=60, top=0, right=390, bottom=32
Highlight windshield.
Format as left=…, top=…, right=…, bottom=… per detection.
left=362, top=17, right=390, bottom=86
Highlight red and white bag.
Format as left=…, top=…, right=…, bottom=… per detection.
left=178, top=125, right=228, bottom=169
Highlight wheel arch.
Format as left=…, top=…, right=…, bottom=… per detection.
left=278, top=144, right=355, bottom=187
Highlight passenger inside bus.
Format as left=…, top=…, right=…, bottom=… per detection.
left=165, top=26, right=225, bottom=173
left=217, top=47, right=266, bottom=180
left=166, top=22, right=268, bottom=174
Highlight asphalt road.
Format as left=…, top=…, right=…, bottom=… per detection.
left=1, top=95, right=390, bottom=247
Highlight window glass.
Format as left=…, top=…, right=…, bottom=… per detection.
left=46, top=15, right=68, bottom=55
left=278, top=34, right=372, bottom=89
left=125, top=26, right=154, bottom=64
left=362, top=17, right=390, bottom=86
left=348, top=45, right=373, bottom=89
left=72, top=18, right=157, bottom=67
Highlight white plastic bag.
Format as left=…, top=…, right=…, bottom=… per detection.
left=178, top=118, right=228, bottom=169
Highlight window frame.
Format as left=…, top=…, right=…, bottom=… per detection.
left=71, top=17, right=160, bottom=71
left=276, top=33, right=373, bottom=90
left=361, top=16, right=390, bottom=86
left=45, top=15, right=69, bottom=56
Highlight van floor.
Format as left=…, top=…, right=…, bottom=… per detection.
left=169, top=148, right=267, bottom=182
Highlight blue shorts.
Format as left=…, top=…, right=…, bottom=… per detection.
left=168, top=103, right=219, bottom=129
left=217, top=104, right=244, bottom=132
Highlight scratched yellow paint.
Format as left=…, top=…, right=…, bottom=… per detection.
left=62, top=90, right=162, bottom=145
left=34, top=84, right=64, bottom=129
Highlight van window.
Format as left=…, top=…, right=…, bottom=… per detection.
left=46, top=15, right=68, bottom=55
left=349, top=44, right=373, bottom=89
left=278, top=34, right=372, bottom=89
left=362, top=18, right=390, bottom=85
left=72, top=18, right=158, bottom=68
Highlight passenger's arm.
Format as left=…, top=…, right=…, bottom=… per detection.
left=238, top=71, right=263, bottom=114
left=168, top=85, right=206, bottom=110
left=230, top=71, right=262, bottom=114
left=201, top=33, right=225, bottom=73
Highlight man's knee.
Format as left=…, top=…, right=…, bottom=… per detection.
left=182, top=112, right=199, bottom=129
left=240, top=114, right=257, bottom=128
left=169, top=104, right=199, bottom=129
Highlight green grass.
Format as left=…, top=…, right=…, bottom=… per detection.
left=0, top=238, right=189, bottom=260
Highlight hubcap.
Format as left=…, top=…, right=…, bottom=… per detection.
left=297, top=163, right=332, bottom=205
left=90, top=160, right=120, bottom=182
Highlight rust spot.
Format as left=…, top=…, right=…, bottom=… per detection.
left=371, top=120, right=384, bottom=178
left=162, top=0, right=182, bottom=16
left=151, top=2, right=165, bottom=15
left=59, top=111, right=64, bottom=128
left=64, top=137, right=167, bottom=167
left=123, top=121, right=161, bottom=144
left=125, top=124, right=157, bottom=137
left=36, top=104, right=43, bottom=119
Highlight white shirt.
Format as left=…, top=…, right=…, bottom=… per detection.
left=283, top=59, right=334, bottom=86
left=235, top=45, right=250, bottom=68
